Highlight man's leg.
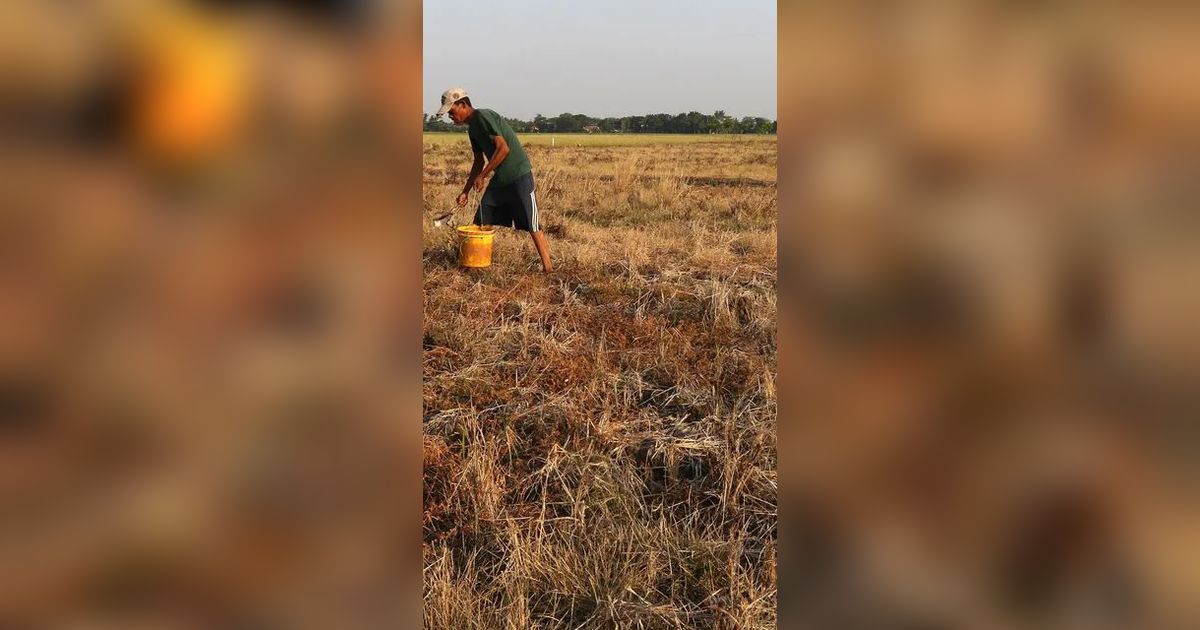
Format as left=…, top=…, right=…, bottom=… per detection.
left=516, top=173, right=551, bottom=272
left=530, top=230, right=552, bottom=273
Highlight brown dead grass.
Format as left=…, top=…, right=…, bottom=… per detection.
left=423, top=138, right=776, bottom=628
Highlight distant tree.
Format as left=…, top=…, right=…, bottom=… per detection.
left=648, top=114, right=670, bottom=133
left=572, top=113, right=593, bottom=131
left=669, top=113, right=686, bottom=133
left=423, top=113, right=460, bottom=132
left=551, top=113, right=582, bottom=133
left=709, top=110, right=731, bottom=133
left=736, top=116, right=770, bottom=134
left=750, top=117, right=773, bottom=134
left=421, top=108, right=774, bottom=135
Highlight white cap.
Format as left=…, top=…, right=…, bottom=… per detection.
left=435, top=87, right=469, bottom=117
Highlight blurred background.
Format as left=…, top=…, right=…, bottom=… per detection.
left=2, top=0, right=422, bottom=627
left=779, top=1, right=1198, bottom=628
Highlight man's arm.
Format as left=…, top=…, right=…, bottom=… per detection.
left=456, top=151, right=486, bottom=207
left=462, top=151, right=485, bottom=195
left=475, top=135, right=510, bottom=183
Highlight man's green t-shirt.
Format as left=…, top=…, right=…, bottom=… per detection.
left=468, top=108, right=532, bottom=187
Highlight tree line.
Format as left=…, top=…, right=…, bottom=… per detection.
left=423, top=110, right=776, bottom=135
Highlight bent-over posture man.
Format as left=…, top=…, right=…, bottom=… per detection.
left=436, top=87, right=552, bottom=272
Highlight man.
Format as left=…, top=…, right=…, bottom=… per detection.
left=436, top=87, right=552, bottom=273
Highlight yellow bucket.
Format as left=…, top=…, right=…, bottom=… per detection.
left=456, top=225, right=496, bottom=268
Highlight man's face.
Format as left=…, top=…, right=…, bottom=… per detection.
left=447, top=101, right=468, bottom=124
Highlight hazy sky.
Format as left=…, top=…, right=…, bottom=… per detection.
left=424, top=0, right=776, bottom=121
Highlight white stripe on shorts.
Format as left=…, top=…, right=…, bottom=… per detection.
left=529, top=190, right=539, bottom=231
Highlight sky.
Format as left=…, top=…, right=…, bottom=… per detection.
left=423, top=0, right=776, bottom=121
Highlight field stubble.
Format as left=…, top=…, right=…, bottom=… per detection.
left=423, top=136, right=777, bottom=628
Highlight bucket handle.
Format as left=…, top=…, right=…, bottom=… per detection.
left=471, top=186, right=483, bottom=227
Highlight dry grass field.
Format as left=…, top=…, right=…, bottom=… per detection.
left=422, top=134, right=777, bottom=628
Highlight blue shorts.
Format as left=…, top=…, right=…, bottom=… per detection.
left=474, top=171, right=540, bottom=232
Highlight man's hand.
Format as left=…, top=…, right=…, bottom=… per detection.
left=456, top=191, right=469, bottom=207
left=474, top=175, right=486, bottom=192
